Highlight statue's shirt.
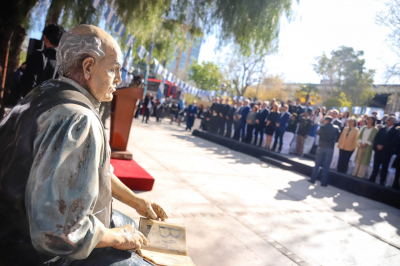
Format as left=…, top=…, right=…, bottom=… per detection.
left=0, top=77, right=112, bottom=263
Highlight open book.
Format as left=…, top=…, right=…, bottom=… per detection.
left=137, top=217, right=196, bottom=266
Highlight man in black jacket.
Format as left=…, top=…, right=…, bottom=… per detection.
left=254, top=101, right=269, bottom=146
left=219, top=98, right=231, bottom=135
left=226, top=100, right=237, bottom=137
left=20, top=24, right=65, bottom=97
left=369, top=116, right=399, bottom=185
left=210, top=97, right=221, bottom=133
left=309, top=116, right=340, bottom=186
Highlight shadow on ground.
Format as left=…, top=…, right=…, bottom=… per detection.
left=169, top=129, right=400, bottom=242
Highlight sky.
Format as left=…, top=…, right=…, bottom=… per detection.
left=198, top=0, right=398, bottom=84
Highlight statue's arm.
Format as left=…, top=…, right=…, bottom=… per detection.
left=111, top=173, right=168, bottom=221
left=26, top=106, right=107, bottom=260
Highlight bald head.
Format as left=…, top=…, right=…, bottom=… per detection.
left=57, top=25, right=123, bottom=102
left=57, top=25, right=122, bottom=77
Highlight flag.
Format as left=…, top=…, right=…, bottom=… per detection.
left=153, top=58, right=159, bottom=66
left=395, top=112, right=400, bottom=120
left=121, top=45, right=132, bottom=83
left=157, top=77, right=165, bottom=100
left=352, top=106, right=361, bottom=114
left=114, top=21, right=126, bottom=37
left=163, top=70, right=168, bottom=79
left=156, top=64, right=163, bottom=75
left=137, top=45, right=146, bottom=59
left=168, top=72, right=173, bottom=82
left=239, top=96, right=243, bottom=101
left=233, top=95, right=237, bottom=101
left=125, top=34, right=136, bottom=46
left=365, top=107, right=371, bottom=115
left=91, top=0, right=102, bottom=8
left=340, top=107, right=349, bottom=113
left=104, top=8, right=116, bottom=25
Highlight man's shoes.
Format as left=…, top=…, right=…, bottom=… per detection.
left=307, top=179, right=315, bottom=185
left=320, top=184, right=328, bottom=187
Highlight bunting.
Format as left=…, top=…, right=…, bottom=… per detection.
left=137, top=45, right=146, bottom=59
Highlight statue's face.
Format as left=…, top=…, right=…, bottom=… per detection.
left=88, top=43, right=122, bottom=102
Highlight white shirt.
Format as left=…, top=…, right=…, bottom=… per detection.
left=147, top=100, right=152, bottom=109
left=359, top=126, right=373, bottom=145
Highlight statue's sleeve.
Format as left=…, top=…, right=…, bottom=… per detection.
left=26, top=104, right=106, bottom=260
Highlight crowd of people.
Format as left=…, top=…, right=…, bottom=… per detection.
left=193, top=97, right=400, bottom=189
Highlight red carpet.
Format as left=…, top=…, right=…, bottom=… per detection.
left=111, top=159, right=154, bottom=191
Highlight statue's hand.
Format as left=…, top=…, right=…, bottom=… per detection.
left=136, top=199, right=168, bottom=221
left=111, top=224, right=148, bottom=251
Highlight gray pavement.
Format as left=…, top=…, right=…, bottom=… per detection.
left=112, top=119, right=400, bottom=266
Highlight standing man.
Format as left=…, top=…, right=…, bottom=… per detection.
left=272, top=104, right=290, bottom=152
left=292, top=98, right=303, bottom=120
left=20, top=24, right=66, bottom=97
left=217, top=97, right=225, bottom=134
left=308, top=116, right=341, bottom=186
left=185, top=101, right=198, bottom=131
left=210, top=97, right=221, bottom=134
left=254, top=101, right=269, bottom=146
left=232, top=101, right=243, bottom=140
left=238, top=100, right=251, bottom=141
left=142, top=93, right=153, bottom=123
left=219, top=98, right=231, bottom=135
left=287, top=100, right=294, bottom=114
left=330, top=109, right=342, bottom=128
left=369, top=116, right=399, bottom=185
left=304, top=101, right=312, bottom=116
left=226, top=100, right=237, bottom=138
left=296, top=111, right=313, bottom=156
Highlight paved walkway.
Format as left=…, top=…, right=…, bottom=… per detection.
left=113, top=119, right=400, bottom=266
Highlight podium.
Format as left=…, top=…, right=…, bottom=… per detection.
left=110, top=86, right=144, bottom=160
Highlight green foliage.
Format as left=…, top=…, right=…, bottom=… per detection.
left=313, top=46, right=375, bottom=107
left=324, top=92, right=352, bottom=110
left=188, top=61, right=223, bottom=91
left=295, top=84, right=321, bottom=105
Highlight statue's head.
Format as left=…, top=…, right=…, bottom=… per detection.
left=56, top=25, right=122, bottom=102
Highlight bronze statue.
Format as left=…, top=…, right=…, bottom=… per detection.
left=0, top=25, right=167, bottom=266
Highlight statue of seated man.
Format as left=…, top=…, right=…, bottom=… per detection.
left=0, top=25, right=167, bottom=266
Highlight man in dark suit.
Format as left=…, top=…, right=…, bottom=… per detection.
left=287, top=100, right=294, bottom=114
left=232, top=101, right=243, bottom=140
left=272, top=104, right=291, bottom=152
left=254, top=101, right=269, bottom=146
left=292, top=98, right=303, bottom=121
left=142, top=93, right=154, bottom=123
left=226, top=100, right=237, bottom=138
left=20, top=24, right=65, bottom=97
left=303, top=101, right=312, bottom=116
left=219, top=98, right=231, bottom=135
left=238, top=99, right=251, bottom=141
left=210, top=97, right=221, bottom=133
left=369, top=116, right=399, bottom=185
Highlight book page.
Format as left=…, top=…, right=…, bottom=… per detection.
left=139, top=249, right=196, bottom=266
left=138, top=217, right=188, bottom=255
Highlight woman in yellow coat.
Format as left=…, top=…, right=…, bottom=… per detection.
left=337, top=118, right=359, bottom=173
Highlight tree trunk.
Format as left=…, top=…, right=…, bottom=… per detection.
left=45, top=0, right=64, bottom=26
left=0, top=0, right=39, bottom=91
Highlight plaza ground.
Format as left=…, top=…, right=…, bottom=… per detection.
left=112, top=119, right=400, bottom=266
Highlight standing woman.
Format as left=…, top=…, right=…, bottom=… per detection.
left=245, top=105, right=258, bottom=143
left=337, top=118, right=359, bottom=173
left=265, top=103, right=279, bottom=149
left=186, top=101, right=198, bottom=131
left=309, top=107, right=323, bottom=137
left=352, top=116, right=378, bottom=178
left=169, top=102, right=178, bottom=124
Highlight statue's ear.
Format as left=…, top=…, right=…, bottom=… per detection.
left=82, top=57, right=95, bottom=81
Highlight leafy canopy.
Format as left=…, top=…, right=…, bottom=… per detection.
left=313, top=46, right=375, bottom=107
left=188, top=61, right=223, bottom=91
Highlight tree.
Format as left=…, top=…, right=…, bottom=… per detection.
left=376, top=0, right=400, bottom=80
left=245, top=75, right=287, bottom=101
left=295, top=84, right=321, bottom=105
left=188, top=61, right=223, bottom=91
left=313, top=46, right=375, bottom=107
left=0, top=0, right=296, bottom=99
left=324, top=92, right=352, bottom=110
left=221, top=52, right=267, bottom=97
